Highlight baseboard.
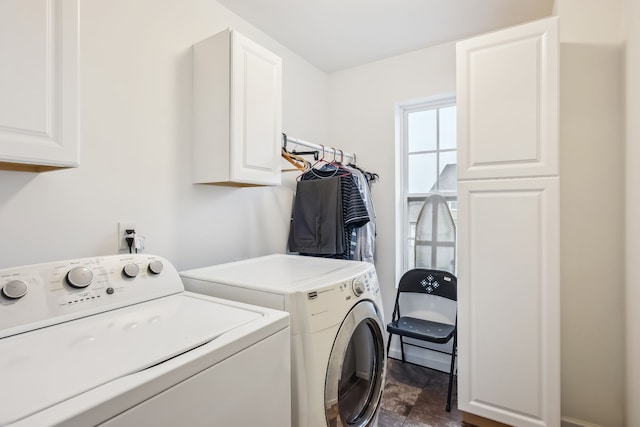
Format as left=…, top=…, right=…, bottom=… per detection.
left=561, top=417, right=602, bottom=427
left=462, top=412, right=511, bottom=427
left=460, top=414, right=601, bottom=427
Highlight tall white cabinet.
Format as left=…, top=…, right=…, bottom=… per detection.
left=456, top=17, right=560, bottom=427
left=192, top=28, right=282, bottom=186
left=0, top=0, right=79, bottom=172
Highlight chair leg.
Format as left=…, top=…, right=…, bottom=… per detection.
left=446, top=333, right=457, bottom=412
left=386, top=333, right=392, bottom=355
left=399, top=336, right=406, bottom=363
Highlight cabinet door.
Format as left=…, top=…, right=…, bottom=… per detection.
left=457, top=17, right=558, bottom=180
left=230, top=32, right=282, bottom=185
left=0, top=0, right=79, bottom=171
left=457, top=178, right=560, bottom=427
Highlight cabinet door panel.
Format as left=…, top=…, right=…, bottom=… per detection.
left=231, top=32, right=282, bottom=185
left=457, top=17, right=558, bottom=180
left=457, top=178, right=560, bottom=427
left=0, top=0, right=79, bottom=170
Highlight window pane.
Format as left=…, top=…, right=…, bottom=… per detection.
left=434, top=247, right=456, bottom=272
left=408, top=110, right=436, bottom=152
left=408, top=199, right=426, bottom=238
left=409, top=200, right=426, bottom=222
left=408, top=153, right=436, bottom=193
left=414, top=245, right=433, bottom=269
left=447, top=200, right=458, bottom=224
left=439, top=106, right=457, bottom=150
left=438, top=151, right=457, bottom=192
left=408, top=239, right=415, bottom=270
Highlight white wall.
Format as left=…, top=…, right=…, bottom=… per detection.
left=559, top=43, right=625, bottom=427
left=624, top=0, right=640, bottom=425
left=555, top=0, right=624, bottom=44
left=327, top=42, right=457, bottom=344
left=553, top=3, right=625, bottom=427
left=0, top=0, right=329, bottom=271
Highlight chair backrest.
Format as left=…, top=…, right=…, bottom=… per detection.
left=392, top=268, right=457, bottom=325
left=398, top=268, right=457, bottom=301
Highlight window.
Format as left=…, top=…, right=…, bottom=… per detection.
left=398, top=96, right=457, bottom=272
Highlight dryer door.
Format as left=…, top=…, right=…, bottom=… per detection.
left=325, top=300, right=386, bottom=427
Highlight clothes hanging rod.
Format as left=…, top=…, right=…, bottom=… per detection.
left=282, top=134, right=356, bottom=164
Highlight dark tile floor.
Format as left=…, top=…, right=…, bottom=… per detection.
left=378, top=358, right=474, bottom=427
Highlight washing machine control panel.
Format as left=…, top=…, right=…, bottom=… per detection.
left=352, top=269, right=379, bottom=297
left=338, top=269, right=379, bottom=300
left=301, top=266, right=381, bottom=334
left=0, top=254, right=182, bottom=339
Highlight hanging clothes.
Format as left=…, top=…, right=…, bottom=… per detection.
left=287, top=176, right=345, bottom=255
left=282, top=137, right=379, bottom=262
left=288, top=165, right=369, bottom=260
left=348, top=166, right=376, bottom=264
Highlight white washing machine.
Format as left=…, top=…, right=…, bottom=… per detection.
left=0, top=254, right=290, bottom=427
left=180, top=254, right=386, bottom=427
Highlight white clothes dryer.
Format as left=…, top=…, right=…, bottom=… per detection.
left=0, top=254, right=290, bottom=427
left=180, top=254, right=386, bottom=427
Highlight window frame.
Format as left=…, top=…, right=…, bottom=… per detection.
left=396, top=94, right=457, bottom=277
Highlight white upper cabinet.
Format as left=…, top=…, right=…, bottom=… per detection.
left=456, top=17, right=560, bottom=427
left=0, top=0, right=80, bottom=172
left=192, top=28, right=282, bottom=186
left=457, top=17, right=558, bottom=180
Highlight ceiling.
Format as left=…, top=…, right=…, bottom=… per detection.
left=217, top=0, right=555, bottom=73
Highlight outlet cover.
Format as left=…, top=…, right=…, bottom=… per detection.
left=118, top=222, right=136, bottom=250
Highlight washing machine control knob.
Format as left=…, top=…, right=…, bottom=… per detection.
left=352, top=279, right=365, bottom=297
left=66, top=266, right=93, bottom=288
left=148, top=260, right=164, bottom=275
left=123, top=263, right=140, bottom=278
left=2, top=280, right=28, bottom=299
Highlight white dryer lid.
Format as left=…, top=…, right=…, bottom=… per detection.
left=180, top=254, right=372, bottom=293
left=0, top=293, right=261, bottom=426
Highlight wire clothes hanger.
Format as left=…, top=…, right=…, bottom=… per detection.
left=298, top=145, right=339, bottom=181
left=328, top=149, right=352, bottom=175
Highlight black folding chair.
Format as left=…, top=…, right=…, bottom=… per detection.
left=386, top=268, right=457, bottom=411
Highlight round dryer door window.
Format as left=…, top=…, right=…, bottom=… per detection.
left=325, top=300, right=386, bottom=427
